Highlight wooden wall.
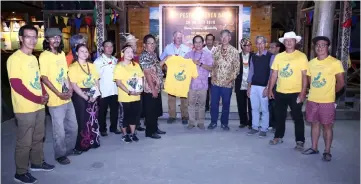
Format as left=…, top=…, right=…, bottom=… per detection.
left=128, top=1, right=272, bottom=54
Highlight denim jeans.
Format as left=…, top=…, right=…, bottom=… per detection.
left=48, top=102, right=78, bottom=159
left=210, top=85, right=233, bottom=125
left=250, top=85, right=269, bottom=131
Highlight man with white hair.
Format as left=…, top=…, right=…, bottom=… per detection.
left=160, top=31, right=191, bottom=124
left=268, top=31, right=308, bottom=151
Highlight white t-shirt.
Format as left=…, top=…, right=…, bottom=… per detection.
left=93, top=54, right=118, bottom=98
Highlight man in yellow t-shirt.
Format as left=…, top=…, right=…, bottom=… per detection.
left=302, top=36, right=345, bottom=162
left=268, top=31, right=308, bottom=151
left=7, top=25, right=54, bottom=184
left=39, top=28, right=78, bottom=165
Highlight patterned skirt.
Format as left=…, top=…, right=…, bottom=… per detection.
left=72, top=88, right=100, bottom=151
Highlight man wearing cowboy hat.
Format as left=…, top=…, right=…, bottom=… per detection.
left=268, top=31, right=308, bottom=151
left=302, top=36, right=344, bottom=162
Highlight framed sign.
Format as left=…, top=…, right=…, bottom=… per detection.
left=159, top=4, right=243, bottom=54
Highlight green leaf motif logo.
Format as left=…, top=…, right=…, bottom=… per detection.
left=279, top=63, right=293, bottom=78
left=82, top=74, right=95, bottom=88
left=56, top=68, right=65, bottom=84
left=311, top=72, right=326, bottom=88
left=174, top=70, right=186, bottom=81
left=30, top=71, right=42, bottom=90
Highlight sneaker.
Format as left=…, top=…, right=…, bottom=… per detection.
left=56, top=156, right=70, bottom=165
left=247, top=129, right=259, bottom=135
left=122, top=135, right=132, bottom=143
left=197, top=124, right=205, bottom=130
left=259, top=131, right=267, bottom=138
left=221, top=124, right=230, bottom=131
left=30, top=162, right=55, bottom=172
left=207, top=123, right=217, bottom=130
left=71, top=149, right=83, bottom=156
left=294, top=141, right=305, bottom=151
left=14, top=173, right=37, bottom=184
left=167, top=118, right=176, bottom=124
left=131, top=134, right=139, bottom=142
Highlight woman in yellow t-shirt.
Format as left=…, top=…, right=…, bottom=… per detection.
left=114, top=45, right=144, bottom=143
left=68, top=44, right=101, bottom=152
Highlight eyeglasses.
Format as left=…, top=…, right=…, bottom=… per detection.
left=316, top=44, right=328, bottom=48
left=243, top=44, right=251, bottom=47
left=146, top=42, right=156, bottom=45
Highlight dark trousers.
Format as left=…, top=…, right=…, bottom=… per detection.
left=274, top=92, right=305, bottom=143
left=235, top=89, right=252, bottom=126
left=143, top=92, right=162, bottom=136
left=205, top=77, right=211, bottom=110
left=210, top=85, right=233, bottom=125
left=98, top=95, right=119, bottom=132
left=269, top=99, right=276, bottom=128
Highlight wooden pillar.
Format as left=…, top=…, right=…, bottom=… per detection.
left=95, top=1, right=105, bottom=56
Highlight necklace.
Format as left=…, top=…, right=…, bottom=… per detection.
left=77, top=61, right=90, bottom=75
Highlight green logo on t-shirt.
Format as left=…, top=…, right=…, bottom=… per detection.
left=174, top=70, right=186, bottom=81
left=280, top=63, right=293, bottom=78
left=311, top=72, right=326, bottom=88
left=30, top=71, right=42, bottom=90
left=82, top=74, right=95, bottom=88
left=56, top=68, right=66, bottom=84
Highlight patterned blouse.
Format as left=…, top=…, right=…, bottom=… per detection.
left=139, top=51, right=164, bottom=93
left=211, top=45, right=240, bottom=88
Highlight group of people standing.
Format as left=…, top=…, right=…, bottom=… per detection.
left=7, top=24, right=344, bottom=184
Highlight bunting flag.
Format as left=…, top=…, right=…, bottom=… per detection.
left=342, top=18, right=352, bottom=28
left=93, top=6, right=97, bottom=24
left=55, top=16, right=59, bottom=24
left=74, top=17, right=82, bottom=30
left=62, top=16, right=69, bottom=25
left=84, top=16, right=93, bottom=27
left=305, top=10, right=314, bottom=24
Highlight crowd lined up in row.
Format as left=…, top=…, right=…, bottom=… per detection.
left=7, top=24, right=344, bottom=184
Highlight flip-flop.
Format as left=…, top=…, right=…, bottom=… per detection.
left=302, top=148, right=320, bottom=155
left=322, top=152, right=332, bottom=162
left=269, top=139, right=283, bottom=145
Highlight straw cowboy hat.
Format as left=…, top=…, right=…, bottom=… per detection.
left=278, top=31, right=302, bottom=43
left=125, top=34, right=139, bottom=43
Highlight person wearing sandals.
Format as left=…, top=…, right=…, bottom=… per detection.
left=268, top=32, right=308, bottom=150
left=68, top=44, right=101, bottom=152
left=39, top=28, right=79, bottom=165
left=114, top=45, right=144, bottom=143
left=184, top=35, right=214, bottom=130
left=246, top=36, right=275, bottom=138
left=302, top=36, right=345, bottom=161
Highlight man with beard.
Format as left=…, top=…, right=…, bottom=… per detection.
left=39, top=28, right=79, bottom=165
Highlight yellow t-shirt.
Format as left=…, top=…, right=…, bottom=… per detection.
left=39, top=51, right=70, bottom=107
left=68, top=62, right=99, bottom=88
left=113, top=62, right=144, bottom=103
left=164, top=56, right=198, bottom=97
left=271, top=50, right=308, bottom=93
left=7, top=50, right=44, bottom=113
left=307, top=56, right=344, bottom=103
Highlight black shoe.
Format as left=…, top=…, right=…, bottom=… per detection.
left=207, top=123, right=217, bottom=130
left=122, top=135, right=132, bottom=143
left=30, top=162, right=55, bottom=172
left=221, top=124, right=230, bottom=131
left=14, top=173, right=37, bottom=184
left=110, top=129, right=121, bottom=134
left=167, top=118, right=176, bottom=124
left=136, top=126, right=146, bottom=131
left=146, top=133, right=161, bottom=139
left=156, top=129, right=166, bottom=134
left=239, top=124, right=247, bottom=128
left=71, top=149, right=83, bottom=156
left=131, top=134, right=139, bottom=142
left=100, top=132, right=108, bottom=136
left=56, top=156, right=70, bottom=165
left=182, top=119, right=188, bottom=125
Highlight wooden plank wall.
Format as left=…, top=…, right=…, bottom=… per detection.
left=128, top=1, right=272, bottom=54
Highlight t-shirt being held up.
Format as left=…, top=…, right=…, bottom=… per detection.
left=163, top=56, right=198, bottom=97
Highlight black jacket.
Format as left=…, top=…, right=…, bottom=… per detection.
left=235, top=52, right=254, bottom=92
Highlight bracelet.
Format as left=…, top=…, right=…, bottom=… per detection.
left=200, top=63, right=203, bottom=67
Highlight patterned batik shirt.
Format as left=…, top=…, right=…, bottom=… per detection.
left=211, top=45, right=240, bottom=88
left=139, top=51, right=164, bottom=93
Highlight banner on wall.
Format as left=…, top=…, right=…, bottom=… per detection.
left=159, top=4, right=242, bottom=54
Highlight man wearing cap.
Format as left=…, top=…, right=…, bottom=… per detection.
left=39, top=28, right=79, bottom=165
left=235, top=37, right=253, bottom=129
left=8, top=25, right=54, bottom=184
left=268, top=31, right=308, bottom=151
left=302, top=36, right=345, bottom=162
left=160, top=31, right=191, bottom=124
left=66, top=34, right=87, bottom=66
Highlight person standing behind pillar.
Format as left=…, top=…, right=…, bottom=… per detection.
left=203, top=33, right=216, bottom=112
left=39, top=28, right=79, bottom=165
left=66, top=34, right=87, bottom=66
left=160, top=31, right=191, bottom=124
left=235, top=38, right=253, bottom=129
left=185, top=35, right=214, bottom=130
left=208, top=29, right=240, bottom=131
left=7, top=25, right=55, bottom=184
left=246, top=36, right=275, bottom=138
left=94, top=40, right=121, bottom=137
left=268, top=32, right=308, bottom=151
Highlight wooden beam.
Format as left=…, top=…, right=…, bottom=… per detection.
left=105, top=1, right=124, bottom=13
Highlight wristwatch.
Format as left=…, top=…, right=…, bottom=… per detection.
left=200, top=63, right=203, bottom=67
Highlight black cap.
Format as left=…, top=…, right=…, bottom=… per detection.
left=312, top=36, right=330, bottom=45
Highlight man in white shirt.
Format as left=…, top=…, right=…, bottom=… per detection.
left=203, top=33, right=216, bottom=111
left=160, top=31, right=191, bottom=124
left=94, top=40, right=120, bottom=136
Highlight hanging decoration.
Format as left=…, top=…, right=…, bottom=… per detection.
left=84, top=16, right=93, bottom=27
left=305, top=10, right=314, bottom=24
left=342, top=18, right=352, bottom=28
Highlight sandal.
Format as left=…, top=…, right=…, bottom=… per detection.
left=322, top=152, right=332, bottom=162
left=302, top=148, right=319, bottom=155
left=269, top=138, right=283, bottom=145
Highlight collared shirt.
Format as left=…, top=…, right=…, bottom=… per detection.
left=160, top=43, right=191, bottom=60
left=93, top=54, right=118, bottom=98
left=247, top=50, right=275, bottom=83
left=139, top=50, right=164, bottom=93
left=184, top=50, right=214, bottom=90
left=211, top=45, right=240, bottom=88
left=203, top=46, right=216, bottom=77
